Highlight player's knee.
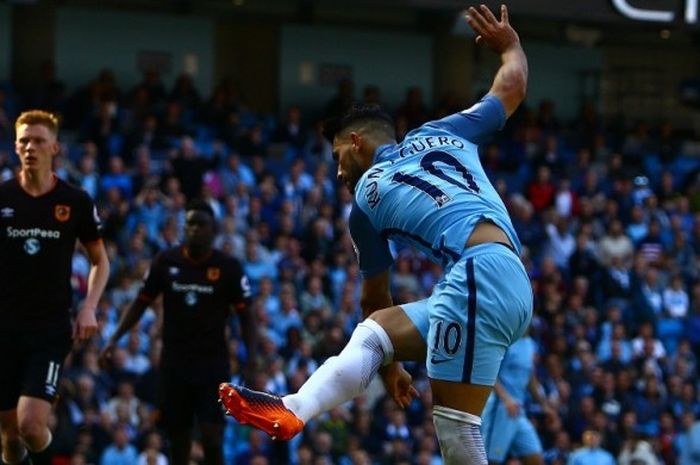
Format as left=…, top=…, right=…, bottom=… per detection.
left=433, top=405, right=487, bottom=465
left=355, top=318, right=394, bottom=365
left=16, top=418, right=44, bottom=445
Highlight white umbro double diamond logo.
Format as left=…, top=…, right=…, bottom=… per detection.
left=0, top=207, right=13, bottom=218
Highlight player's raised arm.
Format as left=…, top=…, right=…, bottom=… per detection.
left=466, top=4, right=527, bottom=117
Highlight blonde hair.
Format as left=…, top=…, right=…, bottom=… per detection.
left=15, top=110, right=60, bottom=136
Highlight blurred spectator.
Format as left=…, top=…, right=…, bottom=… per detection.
left=323, top=78, right=354, bottom=120
left=554, top=178, right=579, bottom=218
left=617, top=432, right=660, bottom=465
left=527, top=165, right=556, bottom=213
left=395, top=86, right=429, bottom=131
left=104, top=381, right=141, bottom=427
left=272, top=105, right=308, bottom=151
left=99, top=424, right=138, bottom=465
left=567, top=428, right=615, bottom=465
left=637, top=219, right=666, bottom=267
left=535, top=135, right=565, bottom=177
left=170, top=73, right=201, bottom=112
left=136, top=432, right=168, bottom=465
left=664, top=274, right=690, bottom=318
left=545, top=215, right=576, bottom=269
left=101, top=156, right=133, bottom=200
left=168, top=135, right=219, bottom=200
left=676, top=413, right=700, bottom=465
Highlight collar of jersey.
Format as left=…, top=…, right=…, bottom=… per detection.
left=373, top=143, right=396, bottom=164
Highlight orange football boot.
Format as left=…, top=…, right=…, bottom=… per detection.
left=218, top=383, right=304, bottom=440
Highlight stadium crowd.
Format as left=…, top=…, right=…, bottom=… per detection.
left=2, top=66, right=700, bottom=465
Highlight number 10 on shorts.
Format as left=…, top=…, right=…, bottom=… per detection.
left=430, top=319, right=463, bottom=363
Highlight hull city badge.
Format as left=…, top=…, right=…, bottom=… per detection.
left=207, top=267, right=221, bottom=282
left=55, top=205, right=71, bottom=222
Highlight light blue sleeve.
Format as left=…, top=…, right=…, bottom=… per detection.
left=348, top=201, right=394, bottom=278
left=429, top=94, right=506, bottom=144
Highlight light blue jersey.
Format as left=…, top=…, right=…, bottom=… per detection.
left=482, top=336, right=543, bottom=463
left=348, top=94, right=533, bottom=386
left=349, top=94, right=520, bottom=277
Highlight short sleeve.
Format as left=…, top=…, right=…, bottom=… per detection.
left=139, top=253, right=165, bottom=301
left=429, top=94, right=506, bottom=145
left=348, top=202, right=394, bottom=278
left=228, top=258, right=252, bottom=310
left=76, top=191, right=102, bottom=244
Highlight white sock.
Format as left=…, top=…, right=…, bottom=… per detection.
left=433, top=405, right=487, bottom=465
left=283, top=319, right=393, bottom=422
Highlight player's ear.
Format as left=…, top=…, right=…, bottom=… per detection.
left=51, top=141, right=60, bottom=157
left=350, top=131, right=362, bottom=152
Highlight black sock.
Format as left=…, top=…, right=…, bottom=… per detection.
left=27, top=449, right=50, bottom=465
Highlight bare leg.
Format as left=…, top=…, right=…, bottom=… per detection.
left=0, top=409, right=25, bottom=465
left=17, top=397, right=53, bottom=465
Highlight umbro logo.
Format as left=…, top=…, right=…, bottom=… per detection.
left=0, top=207, right=13, bottom=218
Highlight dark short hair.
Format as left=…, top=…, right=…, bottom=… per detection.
left=322, top=103, right=395, bottom=143
left=185, top=199, right=215, bottom=220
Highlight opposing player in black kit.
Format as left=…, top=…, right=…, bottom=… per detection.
left=100, top=199, right=257, bottom=465
left=0, top=110, right=110, bottom=465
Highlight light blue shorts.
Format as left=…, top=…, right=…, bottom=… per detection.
left=481, top=393, right=543, bottom=462
left=401, top=242, right=532, bottom=385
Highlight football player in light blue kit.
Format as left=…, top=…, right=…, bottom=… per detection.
left=219, top=5, right=531, bottom=463
left=482, top=334, right=551, bottom=465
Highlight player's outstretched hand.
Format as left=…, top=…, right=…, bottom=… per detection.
left=380, top=362, right=420, bottom=409
left=466, top=4, right=520, bottom=53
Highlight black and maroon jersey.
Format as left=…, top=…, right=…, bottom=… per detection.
left=139, top=247, right=251, bottom=379
left=0, top=176, right=102, bottom=330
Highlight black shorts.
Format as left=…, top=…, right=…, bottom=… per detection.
left=0, top=323, right=72, bottom=410
left=156, top=368, right=225, bottom=429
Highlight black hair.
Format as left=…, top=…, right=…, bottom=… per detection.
left=322, top=103, right=395, bottom=143
left=185, top=198, right=215, bottom=220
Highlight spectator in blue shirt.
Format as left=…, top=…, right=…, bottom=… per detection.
left=99, top=425, right=138, bottom=465
left=567, top=429, right=615, bottom=465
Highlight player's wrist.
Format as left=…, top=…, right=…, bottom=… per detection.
left=379, top=361, right=399, bottom=375
left=79, top=303, right=98, bottom=314
left=501, top=42, right=523, bottom=57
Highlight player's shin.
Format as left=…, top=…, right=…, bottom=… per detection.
left=433, top=405, right=487, bottom=465
left=283, top=318, right=394, bottom=422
